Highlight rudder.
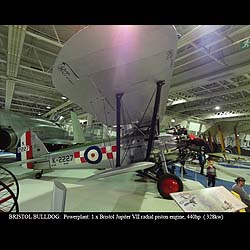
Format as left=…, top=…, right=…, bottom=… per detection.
left=19, top=131, right=48, bottom=169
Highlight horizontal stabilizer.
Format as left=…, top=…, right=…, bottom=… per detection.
left=79, top=161, right=155, bottom=182
left=3, top=155, right=48, bottom=168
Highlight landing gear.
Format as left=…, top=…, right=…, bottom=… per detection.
left=137, top=166, right=183, bottom=199
left=35, top=170, right=43, bottom=179
left=157, top=173, right=183, bottom=199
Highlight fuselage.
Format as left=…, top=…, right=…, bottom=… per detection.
left=33, top=138, right=148, bottom=171
left=0, top=110, right=73, bottom=151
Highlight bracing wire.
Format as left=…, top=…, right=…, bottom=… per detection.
left=138, top=87, right=157, bottom=127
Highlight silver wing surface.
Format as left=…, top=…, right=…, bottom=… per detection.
left=52, top=25, right=178, bottom=126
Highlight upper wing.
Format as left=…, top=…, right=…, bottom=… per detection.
left=52, top=25, right=178, bottom=126
left=2, top=155, right=48, bottom=168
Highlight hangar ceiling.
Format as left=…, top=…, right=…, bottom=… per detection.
left=0, top=25, right=250, bottom=125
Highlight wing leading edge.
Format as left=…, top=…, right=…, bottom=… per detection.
left=79, top=161, right=155, bottom=182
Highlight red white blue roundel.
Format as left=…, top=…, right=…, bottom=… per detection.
left=84, top=146, right=102, bottom=164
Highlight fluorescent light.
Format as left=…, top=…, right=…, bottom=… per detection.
left=171, top=118, right=176, bottom=123
left=46, top=106, right=51, bottom=109
left=171, top=99, right=187, bottom=105
left=214, top=106, right=220, bottom=110
left=61, top=96, right=67, bottom=100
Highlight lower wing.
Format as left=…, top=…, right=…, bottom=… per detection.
left=79, top=161, right=155, bottom=181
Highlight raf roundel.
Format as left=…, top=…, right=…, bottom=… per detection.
left=84, top=146, right=102, bottom=164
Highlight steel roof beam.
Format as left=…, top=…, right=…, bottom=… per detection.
left=0, top=75, right=57, bottom=92
left=175, top=25, right=250, bottom=63
left=5, top=25, right=27, bottom=110
left=42, top=100, right=72, bottom=118
left=171, top=60, right=250, bottom=93
left=177, top=25, right=224, bottom=49
left=26, top=30, right=63, bottom=48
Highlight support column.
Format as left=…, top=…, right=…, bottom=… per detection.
left=218, top=125, right=225, bottom=153
left=234, top=126, right=241, bottom=155
left=146, top=80, right=165, bottom=160
left=116, top=93, right=123, bottom=167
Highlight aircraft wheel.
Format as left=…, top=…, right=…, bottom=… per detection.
left=0, top=180, right=19, bottom=212
left=0, top=166, right=19, bottom=200
left=35, top=172, right=42, bottom=179
left=157, top=173, right=183, bottom=199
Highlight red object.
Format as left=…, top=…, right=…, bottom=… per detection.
left=80, top=157, right=86, bottom=163
left=161, top=178, right=180, bottom=194
left=111, top=145, right=117, bottom=152
left=101, top=147, right=106, bottom=153
left=26, top=131, right=33, bottom=169
left=74, top=151, right=80, bottom=158
left=107, top=152, right=113, bottom=159
left=189, top=133, right=196, bottom=140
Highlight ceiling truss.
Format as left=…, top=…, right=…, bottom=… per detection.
left=0, top=25, right=250, bottom=126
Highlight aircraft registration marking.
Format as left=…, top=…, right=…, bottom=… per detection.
left=17, top=145, right=30, bottom=153
left=50, top=154, right=74, bottom=167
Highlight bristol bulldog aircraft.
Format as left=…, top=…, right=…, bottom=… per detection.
left=3, top=25, right=191, bottom=199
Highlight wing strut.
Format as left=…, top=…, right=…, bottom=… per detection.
left=116, top=93, right=123, bottom=167
left=145, top=80, right=165, bottom=160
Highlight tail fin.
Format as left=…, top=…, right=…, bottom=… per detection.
left=19, top=131, right=48, bottom=169
left=70, top=111, right=85, bottom=144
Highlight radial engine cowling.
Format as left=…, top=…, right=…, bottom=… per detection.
left=0, top=128, right=18, bottom=150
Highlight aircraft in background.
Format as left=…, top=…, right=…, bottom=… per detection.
left=202, top=120, right=250, bottom=162
left=203, top=120, right=250, bottom=139
left=0, top=110, right=74, bottom=153
left=207, top=152, right=250, bottom=163
left=4, top=25, right=191, bottom=199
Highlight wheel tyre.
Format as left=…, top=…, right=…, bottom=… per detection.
left=0, top=166, right=19, bottom=200
left=157, top=173, right=183, bottom=199
left=0, top=180, right=19, bottom=212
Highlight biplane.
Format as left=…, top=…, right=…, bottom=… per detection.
left=4, top=25, right=188, bottom=199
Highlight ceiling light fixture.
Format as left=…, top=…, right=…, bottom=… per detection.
left=171, top=99, right=187, bottom=105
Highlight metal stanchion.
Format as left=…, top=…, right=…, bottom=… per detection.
left=195, top=164, right=197, bottom=182
left=51, top=180, right=67, bottom=212
left=181, top=163, right=183, bottom=181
